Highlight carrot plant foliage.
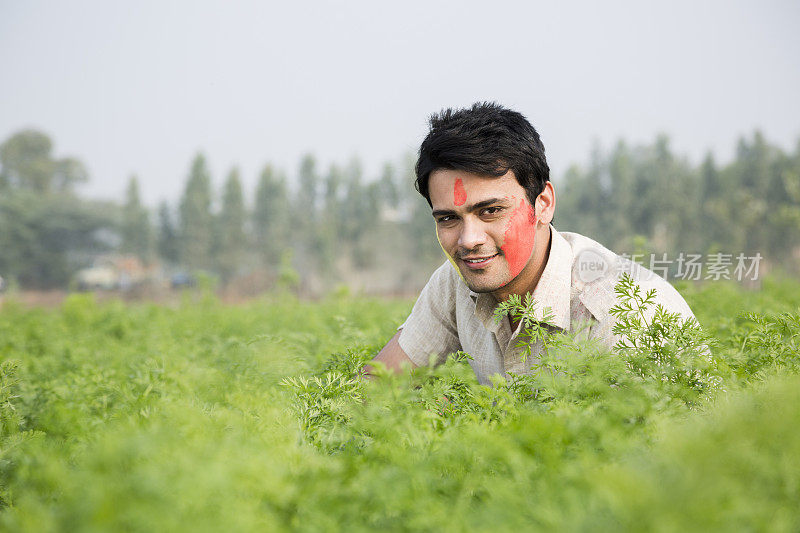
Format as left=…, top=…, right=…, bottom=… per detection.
left=0, top=277, right=799, bottom=532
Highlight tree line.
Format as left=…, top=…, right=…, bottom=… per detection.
left=1, top=129, right=798, bottom=291
left=147, top=151, right=440, bottom=293
left=0, top=131, right=440, bottom=292
left=558, top=133, right=800, bottom=269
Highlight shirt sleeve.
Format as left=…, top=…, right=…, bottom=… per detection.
left=397, top=261, right=461, bottom=367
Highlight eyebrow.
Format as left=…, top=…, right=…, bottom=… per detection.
left=431, top=197, right=510, bottom=218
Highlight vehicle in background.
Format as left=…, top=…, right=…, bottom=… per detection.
left=74, top=254, right=152, bottom=291
left=170, top=272, right=196, bottom=289
left=75, top=265, right=118, bottom=291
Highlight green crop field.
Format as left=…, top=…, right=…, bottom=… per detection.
left=0, top=278, right=799, bottom=532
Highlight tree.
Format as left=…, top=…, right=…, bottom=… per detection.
left=293, top=154, right=321, bottom=278
left=318, top=163, right=345, bottom=275
left=698, top=153, right=727, bottom=250
left=253, top=164, right=289, bottom=268
left=157, top=201, right=180, bottom=264
left=120, top=176, right=153, bottom=262
left=352, top=180, right=382, bottom=268
left=726, top=132, right=771, bottom=253
left=323, top=163, right=344, bottom=235
left=0, top=191, right=115, bottom=288
left=295, top=154, right=319, bottom=246
left=341, top=157, right=365, bottom=242
left=0, top=129, right=113, bottom=288
left=297, top=154, right=319, bottom=214
left=179, top=154, right=214, bottom=270
left=575, top=144, right=607, bottom=241
left=763, top=140, right=800, bottom=262
left=53, top=157, right=89, bottom=193
left=0, top=129, right=87, bottom=194
left=607, top=140, right=635, bottom=244
left=216, top=167, right=247, bottom=281
left=378, top=162, right=400, bottom=207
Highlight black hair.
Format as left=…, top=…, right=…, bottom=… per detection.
left=415, top=102, right=550, bottom=206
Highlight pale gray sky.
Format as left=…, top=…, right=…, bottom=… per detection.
left=1, top=0, right=799, bottom=207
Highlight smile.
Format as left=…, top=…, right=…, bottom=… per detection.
left=460, top=253, right=499, bottom=269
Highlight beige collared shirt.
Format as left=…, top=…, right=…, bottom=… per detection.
left=398, top=225, right=697, bottom=385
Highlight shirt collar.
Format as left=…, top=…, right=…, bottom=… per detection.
left=530, top=225, right=573, bottom=331
left=468, top=224, right=573, bottom=332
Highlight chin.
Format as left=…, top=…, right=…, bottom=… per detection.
left=461, top=273, right=510, bottom=294
left=465, top=284, right=500, bottom=294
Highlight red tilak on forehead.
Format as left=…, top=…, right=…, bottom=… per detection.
left=453, top=178, right=467, bottom=206
left=500, top=198, right=537, bottom=279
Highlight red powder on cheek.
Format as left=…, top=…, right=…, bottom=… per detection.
left=453, top=179, right=467, bottom=206
left=500, top=199, right=538, bottom=279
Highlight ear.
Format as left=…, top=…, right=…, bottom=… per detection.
left=535, top=182, right=556, bottom=225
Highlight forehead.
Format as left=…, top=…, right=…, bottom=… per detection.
left=428, top=169, right=525, bottom=207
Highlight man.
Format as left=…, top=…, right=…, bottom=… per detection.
left=370, top=102, right=696, bottom=385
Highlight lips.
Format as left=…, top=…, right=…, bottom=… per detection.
left=459, top=253, right=499, bottom=269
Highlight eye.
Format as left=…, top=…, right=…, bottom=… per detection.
left=480, top=206, right=503, bottom=217
left=436, top=215, right=457, bottom=224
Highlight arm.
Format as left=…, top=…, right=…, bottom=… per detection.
left=364, top=262, right=461, bottom=378
left=364, top=330, right=417, bottom=377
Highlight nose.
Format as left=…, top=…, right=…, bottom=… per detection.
left=458, top=216, right=488, bottom=251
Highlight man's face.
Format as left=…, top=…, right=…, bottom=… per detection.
left=429, top=169, right=548, bottom=294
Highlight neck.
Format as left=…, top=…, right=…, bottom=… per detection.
left=491, top=224, right=552, bottom=303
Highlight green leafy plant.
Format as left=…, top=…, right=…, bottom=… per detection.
left=285, top=273, right=728, bottom=453
left=0, top=278, right=799, bottom=530
left=492, top=292, right=556, bottom=362
left=731, top=311, right=800, bottom=379
left=609, top=272, right=722, bottom=405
